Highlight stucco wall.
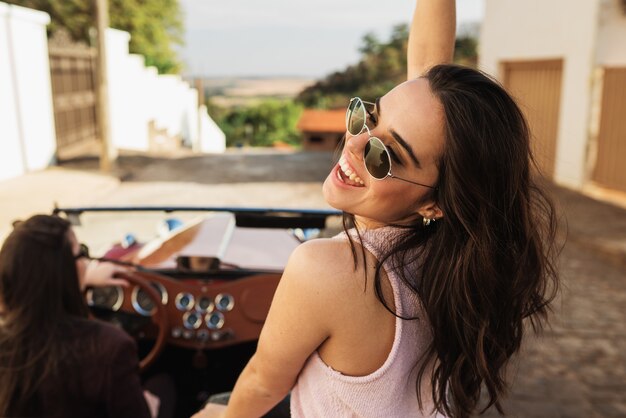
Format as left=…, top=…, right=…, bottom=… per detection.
left=479, top=0, right=602, bottom=189
left=0, top=3, right=55, bottom=181
left=198, top=105, right=226, bottom=153
left=105, top=28, right=222, bottom=153
left=0, top=3, right=225, bottom=183
left=0, top=3, right=24, bottom=180
left=596, top=0, right=626, bottom=65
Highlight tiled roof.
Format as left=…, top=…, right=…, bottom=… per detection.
left=297, top=109, right=345, bottom=133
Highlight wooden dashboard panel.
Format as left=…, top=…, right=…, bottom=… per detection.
left=116, top=271, right=281, bottom=350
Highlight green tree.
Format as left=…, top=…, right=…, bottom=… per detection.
left=210, top=100, right=304, bottom=148
left=454, top=36, right=478, bottom=67
left=4, top=0, right=183, bottom=74
left=109, top=0, right=183, bottom=73
left=296, top=24, right=477, bottom=108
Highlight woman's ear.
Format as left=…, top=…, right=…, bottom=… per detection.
left=417, top=200, right=443, bottom=221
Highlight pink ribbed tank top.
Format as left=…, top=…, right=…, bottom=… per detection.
left=290, top=227, right=446, bottom=418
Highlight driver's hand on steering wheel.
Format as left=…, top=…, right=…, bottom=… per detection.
left=83, top=260, right=131, bottom=290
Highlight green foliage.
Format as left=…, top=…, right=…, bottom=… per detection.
left=208, top=100, right=304, bottom=148
left=110, top=0, right=183, bottom=73
left=297, top=24, right=408, bottom=109
left=296, top=24, right=478, bottom=108
left=454, top=36, right=478, bottom=67
left=4, top=0, right=183, bottom=74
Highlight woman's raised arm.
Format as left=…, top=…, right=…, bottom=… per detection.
left=407, top=0, right=456, bottom=80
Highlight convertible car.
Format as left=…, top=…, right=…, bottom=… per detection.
left=53, top=206, right=342, bottom=418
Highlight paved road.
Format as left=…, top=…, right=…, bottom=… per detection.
left=0, top=151, right=335, bottom=241
left=484, top=241, right=626, bottom=417
left=62, top=149, right=337, bottom=184
left=1, top=150, right=625, bottom=416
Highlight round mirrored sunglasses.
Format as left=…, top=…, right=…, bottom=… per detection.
left=345, top=97, right=437, bottom=189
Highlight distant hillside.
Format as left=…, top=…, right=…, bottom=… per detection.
left=197, top=77, right=315, bottom=108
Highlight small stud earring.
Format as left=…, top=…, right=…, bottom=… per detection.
left=423, top=217, right=432, bottom=227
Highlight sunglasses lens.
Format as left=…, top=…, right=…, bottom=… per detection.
left=80, top=243, right=90, bottom=258
left=364, top=137, right=390, bottom=179
left=346, top=99, right=365, bottom=136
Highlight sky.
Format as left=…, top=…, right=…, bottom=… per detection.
left=179, top=0, right=484, bottom=78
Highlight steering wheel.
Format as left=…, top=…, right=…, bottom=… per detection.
left=116, top=271, right=169, bottom=372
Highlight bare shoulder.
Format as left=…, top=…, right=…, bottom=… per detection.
left=288, top=237, right=363, bottom=274
left=284, top=237, right=373, bottom=296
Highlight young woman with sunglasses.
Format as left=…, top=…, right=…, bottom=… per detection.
left=195, top=0, right=558, bottom=417
left=0, top=215, right=169, bottom=418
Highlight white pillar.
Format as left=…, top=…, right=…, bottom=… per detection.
left=0, top=3, right=55, bottom=180
left=0, top=3, right=24, bottom=180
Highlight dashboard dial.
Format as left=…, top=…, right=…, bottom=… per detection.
left=215, top=293, right=234, bottom=312
left=131, top=282, right=168, bottom=316
left=183, top=311, right=202, bottom=329
left=87, top=286, right=123, bottom=311
left=196, top=296, right=214, bottom=313
left=206, top=311, right=225, bottom=330
left=175, top=292, right=195, bottom=311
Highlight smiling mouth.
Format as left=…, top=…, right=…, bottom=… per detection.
left=337, top=156, right=365, bottom=187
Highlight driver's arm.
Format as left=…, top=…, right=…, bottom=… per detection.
left=82, top=260, right=130, bottom=291
left=407, top=0, right=456, bottom=80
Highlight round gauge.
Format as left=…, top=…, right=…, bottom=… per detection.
left=215, top=293, right=234, bottom=312
left=196, top=296, right=214, bottom=313
left=183, top=311, right=202, bottom=330
left=131, top=282, right=168, bottom=317
left=175, top=292, right=195, bottom=311
left=206, top=311, right=225, bottom=330
left=87, top=286, right=123, bottom=311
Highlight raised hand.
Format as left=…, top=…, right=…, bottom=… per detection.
left=407, top=0, right=456, bottom=79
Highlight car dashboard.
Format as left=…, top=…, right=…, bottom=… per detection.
left=55, top=206, right=342, bottom=351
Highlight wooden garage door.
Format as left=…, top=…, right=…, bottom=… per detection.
left=593, top=68, right=626, bottom=193
left=502, top=59, right=563, bottom=178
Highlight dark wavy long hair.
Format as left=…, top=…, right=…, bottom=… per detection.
left=0, top=215, right=90, bottom=416
left=344, top=64, right=559, bottom=417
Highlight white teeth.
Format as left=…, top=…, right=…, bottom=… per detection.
left=337, top=156, right=365, bottom=186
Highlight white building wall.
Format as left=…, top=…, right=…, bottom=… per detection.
left=0, top=4, right=225, bottom=183
left=199, top=105, right=227, bottom=153
left=105, top=28, right=130, bottom=156
left=596, top=0, right=626, bottom=65
left=182, top=88, right=199, bottom=148
left=0, top=3, right=24, bottom=180
left=0, top=3, right=55, bottom=181
left=155, top=75, right=187, bottom=138
left=104, top=28, right=223, bottom=153
left=106, top=31, right=151, bottom=153
left=142, top=66, right=160, bottom=126
left=480, top=0, right=602, bottom=189
left=124, top=54, right=150, bottom=151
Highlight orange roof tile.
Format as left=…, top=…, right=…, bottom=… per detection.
left=297, top=109, right=346, bottom=133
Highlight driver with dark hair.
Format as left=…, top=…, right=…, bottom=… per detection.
left=0, top=214, right=174, bottom=418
